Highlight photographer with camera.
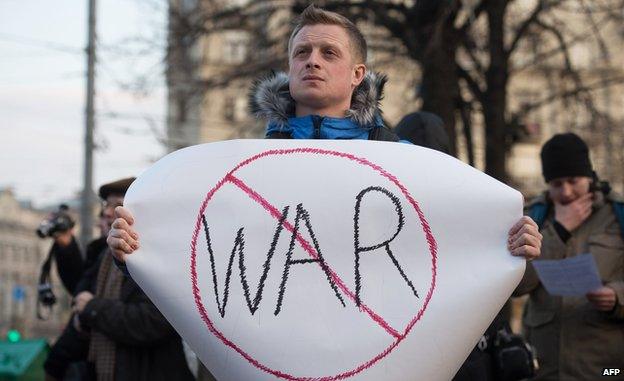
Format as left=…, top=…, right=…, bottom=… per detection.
left=37, top=204, right=112, bottom=319
left=36, top=205, right=80, bottom=308
left=37, top=181, right=127, bottom=310
left=42, top=180, right=127, bottom=381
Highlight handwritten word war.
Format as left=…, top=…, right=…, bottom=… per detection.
left=200, top=186, right=420, bottom=318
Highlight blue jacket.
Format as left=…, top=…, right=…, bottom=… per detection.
left=266, top=114, right=387, bottom=140
left=249, top=71, right=395, bottom=141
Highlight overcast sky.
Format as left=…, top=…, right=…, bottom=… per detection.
left=1, top=0, right=168, bottom=208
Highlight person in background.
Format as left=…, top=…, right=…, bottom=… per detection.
left=515, top=132, right=624, bottom=380
left=396, top=111, right=527, bottom=381
left=45, top=178, right=195, bottom=381
left=44, top=180, right=125, bottom=381
left=394, top=111, right=451, bottom=154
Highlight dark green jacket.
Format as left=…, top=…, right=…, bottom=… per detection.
left=515, top=191, right=624, bottom=380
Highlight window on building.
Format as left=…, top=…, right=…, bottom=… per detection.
left=224, top=36, right=247, bottom=64
left=223, top=97, right=235, bottom=122
left=514, top=91, right=542, bottom=144
left=177, top=97, right=187, bottom=124
left=26, top=247, right=33, bottom=264
left=12, top=245, right=20, bottom=262
left=16, top=245, right=25, bottom=263
left=34, top=246, right=42, bottom=263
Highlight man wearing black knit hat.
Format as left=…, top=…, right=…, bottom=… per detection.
left=514, top=133, right=624, bottom=380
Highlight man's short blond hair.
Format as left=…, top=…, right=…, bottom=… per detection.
left=288, top=5, right=367, bottom=64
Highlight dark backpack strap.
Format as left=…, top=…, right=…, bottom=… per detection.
left=266, top=131, right=293, bottom=139
left=528, top=202, right=549, bottom=230
left=368, top=126, right=400, bottom=142
left=612, top=201, right=624, bottom=240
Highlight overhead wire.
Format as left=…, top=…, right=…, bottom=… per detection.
left=0, top=32, right=83, bottom=55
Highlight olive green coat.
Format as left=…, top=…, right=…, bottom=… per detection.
left=515, top=192, right=624, bottom=380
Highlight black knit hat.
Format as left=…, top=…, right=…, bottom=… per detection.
left=98, top=177, right=136, bottom=200
left=540, top=133, right=592, bottom=182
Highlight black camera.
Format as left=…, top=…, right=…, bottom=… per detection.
left=37, top=283, right=57, bottom=307
left=36, top=204, right=75, bottom=238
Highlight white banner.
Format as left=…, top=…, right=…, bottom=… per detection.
left=124, top=139, right=525, bottom=381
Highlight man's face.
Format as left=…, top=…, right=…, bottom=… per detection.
left=547, top=176, right=592, bottom=205
left=288, top=24, right=365, bottom=117
left=100, top=194, right=124, bottom=236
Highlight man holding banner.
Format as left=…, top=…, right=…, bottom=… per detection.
left=107, top=5, right=543, bottom=380
left=108, top=5, right=541, bottom=264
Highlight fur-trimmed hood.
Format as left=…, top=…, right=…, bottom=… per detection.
left=248, top=71, right=387, bottom=129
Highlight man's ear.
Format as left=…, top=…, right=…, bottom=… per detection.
left=352, top=64, right=366, bottom=88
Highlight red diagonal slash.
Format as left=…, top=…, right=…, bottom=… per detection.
left=226, top=173, right=402, bottom=339
left=190, top=147, right=438, bottom=381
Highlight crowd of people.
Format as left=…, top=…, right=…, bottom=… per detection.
left=43, top=178, right=194, bottom=381
left=38, top=5, right=621, bottom=381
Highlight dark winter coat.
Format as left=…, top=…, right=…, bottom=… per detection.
left=78, top=251, right=195, bottom=381
left=48, top=236, right=106, bottom=295
left=44, top=236, right=109, bottom=379
left=514, top=191, right=624, bottom=380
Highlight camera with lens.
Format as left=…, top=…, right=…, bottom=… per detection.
left=36, top=204, right=75, bottom=238
left=37, top=283, right=57, bottom=307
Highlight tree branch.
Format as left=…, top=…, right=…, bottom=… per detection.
left=457, top=65, right=485, bottom=102
left=513, top=75, right=624, bottom=119
left=510, top=26, right=592, bottom=73
left=580, top=0, right=611, bottom=62
left=458, top=34, right=486, bottom=78
left=423, top=0, right=462, bottom=57
left=455, top=0, right=487, bottom=35
left=457, top=94, right=476, bottom=166
left=533, top=16, right=595, bottom=111
left=505, top=0, right=545, bottom=57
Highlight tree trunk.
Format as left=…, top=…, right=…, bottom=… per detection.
left=420, top=32, right=460, bottom=157
left=459, top=99, right=475, bottom=166
left=483, top=1, right=509, bottom=182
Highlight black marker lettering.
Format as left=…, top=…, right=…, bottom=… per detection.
left=275, top=204, right=346, bottom=315
left=353, top=186, right=418, bottom=307
left=202, top=206, right=290, bottom=317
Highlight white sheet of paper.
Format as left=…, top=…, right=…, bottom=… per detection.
left=531, top=254, right=602, bottom=296
left=123, top=139, right=525, bottom=381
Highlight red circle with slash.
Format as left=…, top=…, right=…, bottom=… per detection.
left=190, top=147, right=438, bottom=380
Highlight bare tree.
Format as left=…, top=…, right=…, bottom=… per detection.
left=165, top=0, right=624, bottom=182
